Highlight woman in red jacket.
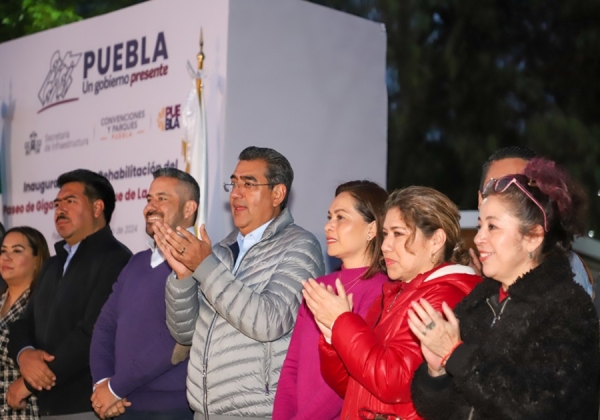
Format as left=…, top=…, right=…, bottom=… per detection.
left=303, top=186, right=481, bottom=420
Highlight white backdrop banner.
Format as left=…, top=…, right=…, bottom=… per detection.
left=0, top=0, right=387, bottom=265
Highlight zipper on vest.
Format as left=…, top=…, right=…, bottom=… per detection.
left=264, top=341, right=272, bottom=395
left=203, top=313, right=218, bottom=420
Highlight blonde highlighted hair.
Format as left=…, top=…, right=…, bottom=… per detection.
left=384, top=186, right=469, bottom=266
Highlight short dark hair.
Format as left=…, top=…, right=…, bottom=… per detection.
left=3, top=226, right=50, bottom=288
left=480, top=146, right=537, bottom=190
left=335, top=180, right=388, bottom=279
left=0, top=222, right=5, bottom=244
left=57, top=169, right=116, bottom=224
left=238, top=146, right=294, bottom=210
left=152, top=168, right=201, bottom=222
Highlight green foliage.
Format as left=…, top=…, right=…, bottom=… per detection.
left=0, top=0, right=146, bottom=43
left=0, top=0, right=80, bottom=42
left=1, top=0, right=599, bottom=233
left=311, top=0, right=600, bottom=235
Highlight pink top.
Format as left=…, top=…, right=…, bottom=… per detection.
left=273, top=267, right=389, bottom=420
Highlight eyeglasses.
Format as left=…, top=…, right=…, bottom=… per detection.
left=358, top=408, right=402, bottom=420
left=223, top=181, right=274, bottom=193
left=482, top=175, right=548, bottom=231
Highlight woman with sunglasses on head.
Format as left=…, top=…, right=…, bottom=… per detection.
left=1, top=227, right=50, bottom=418
left=303, top=186, right=481, bottom=420
left=409, top=157, right=600, bottom=420
left=273, top=180, right=389, bottom=420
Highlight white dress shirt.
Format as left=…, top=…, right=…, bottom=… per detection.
left=233, top=219, right=274, bottom=273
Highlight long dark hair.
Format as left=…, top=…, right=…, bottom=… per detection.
left=2, top=226, right=50, bottom=289
left=335, top=180, right=388, bottom=278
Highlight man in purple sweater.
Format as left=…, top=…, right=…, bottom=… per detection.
left=90, top=168, right=199, bottom=419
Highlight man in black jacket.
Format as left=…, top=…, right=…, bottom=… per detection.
left=7, top=169, right=132, bottom=419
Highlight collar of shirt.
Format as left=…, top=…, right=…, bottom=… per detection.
left=63, top=242, right=81, bottom=274
left=233, top=218, right=274, bottom=273
left=148, top=226, right=196, bottom=268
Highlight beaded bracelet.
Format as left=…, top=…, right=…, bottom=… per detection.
left=440, top=340, right=463, bottom=368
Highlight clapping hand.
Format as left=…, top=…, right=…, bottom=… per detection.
left=153, top=221, right=212, bottom=279
left=302, top=278, right=354, bottom=331
left=407, top=299, right=461, bottom=376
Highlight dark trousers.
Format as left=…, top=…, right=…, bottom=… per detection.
left=118, top=407, right=193, bottom=420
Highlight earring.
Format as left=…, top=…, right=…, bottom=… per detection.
left=366, top=235, right=371, bottom=241
left=528, top=251, right=533, bottom=259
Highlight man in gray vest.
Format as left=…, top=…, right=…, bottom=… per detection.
left=154, top=146, right=325, bottom=419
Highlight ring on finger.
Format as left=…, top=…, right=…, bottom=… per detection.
left=425, top=321, right=435, bottom=330
left=180, top=246, right=186, bottom=255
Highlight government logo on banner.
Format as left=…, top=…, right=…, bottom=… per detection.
left=25, top=132, right=42, bottom=155
left=157, top=104, right=181, bottom=131
left=37, top=51, right=82, bottom=114
left=37, top=32, right=169, bottom=114
left=98, top=110, right=147, bottom=141
left=25, top=130, right=88, bottom=154
left=82, top=32, right=169, bottom=96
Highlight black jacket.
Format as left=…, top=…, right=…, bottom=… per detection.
left=8, top=226, right=131, bottom=416
left=412, top=253, right=600, bottom=420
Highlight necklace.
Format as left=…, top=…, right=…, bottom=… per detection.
left=341, top=268, right=368, bottom=294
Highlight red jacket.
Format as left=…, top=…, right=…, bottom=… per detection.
left=319, top=264, right=481, bottom=420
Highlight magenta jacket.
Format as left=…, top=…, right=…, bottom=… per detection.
left=273, top=267, right=389, bottom=420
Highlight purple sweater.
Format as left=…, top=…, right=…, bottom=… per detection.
left=273, top=267, right=389, bottom=420
left=90, top=250, right=188, bottom=410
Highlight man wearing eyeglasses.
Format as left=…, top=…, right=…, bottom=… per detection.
left=471, top=145, right=593, bottom=297
left=153, top=146, right=325, bottom=419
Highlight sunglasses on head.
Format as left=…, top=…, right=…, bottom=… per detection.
left=482, top=175, right=548, bottom=232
